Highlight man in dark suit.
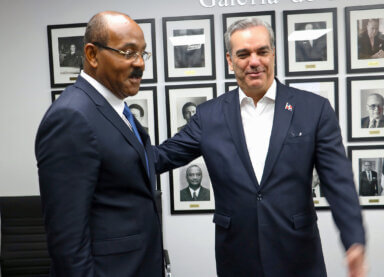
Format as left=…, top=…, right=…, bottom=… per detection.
left=361, top=93, right=384, bottom=128
left=180, top=164, right=210, bottom=201
left=154, top=18, right=366, bottom=276
left=359, top=160, right=379, bottom=196
left=35, top=11, right=163, bottom=276
left=358, top=18, right=384, bottom=59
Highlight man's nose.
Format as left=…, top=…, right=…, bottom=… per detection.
left=249, top=53, right=261, bottom=66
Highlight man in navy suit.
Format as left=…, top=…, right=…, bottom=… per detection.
left=154, top=18, right=366, bottom=276
left=36, top=11, right=163, bottom=276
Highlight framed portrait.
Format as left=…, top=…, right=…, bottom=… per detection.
left=51, top=90, right=63, bottom=102
left=162, top=15, right=216, bottom=82
left=47, top=23, right=87, bottom=88
left=348, top=145, right=384, bottom=208
left=347, top=75, right=384, bottom=142
left=345, top=4, right=384, bottom=73
left=165, top=83, right=217, bottom=137
left=285, top=77, right=339, bottom=118
left=124, top=86, right=159, bottom=145
left=222, top=11, right=276, bottom=79
left=135, top=19, right=158, bottom=83
left=283, top=8, right=338, bottom=76
left=225, top=81, right=238, bottom=93
left=170, top=157, right=215, bottom=214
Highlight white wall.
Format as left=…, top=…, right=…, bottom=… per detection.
left=1, top=0, right=383, bottom=276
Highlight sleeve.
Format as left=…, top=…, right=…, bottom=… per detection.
left=314, top=100, right=365, bottom=250
left=153, top=106, right=203, bottom=174
left=35, top=107, right=100, bottom=276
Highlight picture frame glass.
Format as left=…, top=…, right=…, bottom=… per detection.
left=163, top=16, right=215, bottom=81
left=347, top=6, right=384, bottom=72
left=284, top=9, right=337, bottom=75
left=349, top=146, right=384, bottom=207
left=349, top=77, right=384, bottom=141
left=166, top=84, right=216, bottom=213
left=48, top=24, right=86, bottom=87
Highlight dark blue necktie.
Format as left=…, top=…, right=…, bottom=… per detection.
left=123, top=103, right=150, bottom=176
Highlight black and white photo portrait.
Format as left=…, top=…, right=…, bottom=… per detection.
left=48, top=23, right=87, bottom=87
left=163, top=15, right=215, bottom=81
left=126, top=100, right=149, bottom=133
left=348, top=145, right=384, bottom=207
left=347, top=76, right=384, bottom=141
left=173, top=28, right=205, bottom=68
left=58, top=36, right=84, bottom=71
left=179, top=163, right=210, bottom=202
left=283, top=8, right=337, bottom=76
left=346, top=5, right=384, bottom=73
left=295, top=21, right=327, bottom=62
left=359, top=159, right=380, bottom=196
left=177, top=97, right=206, bottom=132
left=360, top=89, right=384, bottom=129
left=357, top=18, right=384, bottom=60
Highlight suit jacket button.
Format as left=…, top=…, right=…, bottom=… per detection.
left=257, top=193, right=263, bottom=200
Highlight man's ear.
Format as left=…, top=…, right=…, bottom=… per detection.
left=84, top=43, right=98, bottom=68
left=226, top=52, right=233, bottom=71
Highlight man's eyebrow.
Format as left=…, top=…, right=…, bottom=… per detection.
left=122, top=42, right=147, bottom=50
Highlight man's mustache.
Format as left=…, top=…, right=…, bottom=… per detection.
left=130, top=68, right=143, bottom=78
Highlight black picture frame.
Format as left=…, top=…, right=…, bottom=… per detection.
left=285, top=77, right=339, bottom=118
left=348, top=145, right=384, bottom=208
left=124, top=86, right=159, bottom=145
left=162, top=15, right=216, bottom=82
left=347, top=75, right=384, bottom=142
left=51, top=90, right=63, bottom=102
left=222, top=11, right=276, bottom=79
left=165, top=83, right=217, bottom=214
left=345, top=4, right=384, bottom=73
left=135, top=19, right=158, bottom=83
left=47, top=23, right=87, bottom=88
left=283, top=8, right=338, bottom=76
left=225, top=81, right=238, bottom=93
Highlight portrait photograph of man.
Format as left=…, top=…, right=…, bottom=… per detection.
left=359, top=159, right=380, bottom=196
left=295, top=21, right=327, bottom=62
left=360, top=89, right=384, bottom=129
left=58, top=36, right=84, bottom=73
left=357, top=18, right=384, bottom=60
left=173, top=28, right=205, bottom=68
left=177, top=96, right=206, bottom=132
left=179, top=163, right=210, bottom=202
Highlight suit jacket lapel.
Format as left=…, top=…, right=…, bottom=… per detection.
left=74, top=76, right=152, bottom=186
left=223, top=89, right=259, bottom=187
left=261, top=80, right=294, bottom=186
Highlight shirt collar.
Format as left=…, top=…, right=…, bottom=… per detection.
left=80, top=70, right=125, bottom=115
left=238, top=79, right=277, bottom=105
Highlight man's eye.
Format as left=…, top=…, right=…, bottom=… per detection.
left=237, top=53, right=249, bottom=59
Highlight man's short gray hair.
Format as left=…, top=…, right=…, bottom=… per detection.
left=224, top=18, right=275, bottom=56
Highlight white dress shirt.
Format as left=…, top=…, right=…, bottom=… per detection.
left=239, top=80, right=276, bottom=184
left=80, top=71, right=132, bottom=129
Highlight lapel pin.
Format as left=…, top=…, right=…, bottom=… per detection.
left=285, top=102, right=293, bottom=112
